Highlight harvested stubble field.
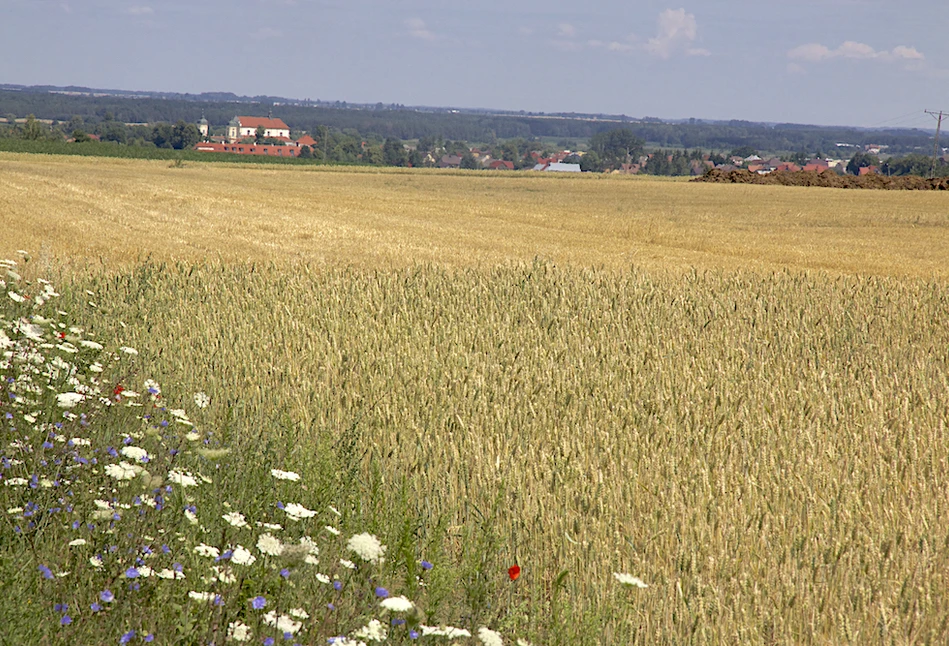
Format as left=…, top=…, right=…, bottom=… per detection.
left=3, top=153, right=949, bottom=643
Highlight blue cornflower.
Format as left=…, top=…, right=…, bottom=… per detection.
left=54, top=603, right=68, bottom=613
left=101, top=589, right=115, bottom=602
left=327, top=603, right=336, bottom=611
left=420, top=560, right=433, bottom=570
left=38, top=564, right=54, bottom=579
left=409, top=630, right=419, bottom=639
left=391, top=618, right=406, bottom=626
left=120, top=629, right=136, bottom=644
left=374, top=587, right=389, bottom=598
left=263, top=638, right=275, bottom=646
left=280, top=568, right=291, bottom=579
left=251, top=596, right=266, bottom=610
left=144, top=634, right=154, bottom=642
left=332, top=580, right=342, bottom=591
left=125, top=567, right=140, bottom=578
left=60, top=615, right=72, bottom=626
left=90, top=602, right=101, bottom=612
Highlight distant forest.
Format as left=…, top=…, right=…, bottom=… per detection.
left=0, top=89, right=936, bottom=155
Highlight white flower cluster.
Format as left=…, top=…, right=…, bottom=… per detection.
left=347, top=532, right=386, bottom=565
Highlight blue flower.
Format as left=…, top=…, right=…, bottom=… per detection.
left=120, top=630, right=136, bottom=644
left=144, top=634, right=154, bottom=642
left=420, top=560, right=433, bottom=570
left=90, top=602, right=102, bottom=612
left=251, top=596, right=266, bottom=610
left=332, top=580, right=342, bottom=591
left=125, top=567, right=140, bottom=578
left=280, top=568, right=291, bottom=579
left=263, top=638, right=275, bottom=646
left=60, top=615, right=72, bottom=626
left=100, top=589, right=115, bottom=602
left=38, top=564, right=54, bottom=579
left=374, top=587, right=389, bottom=598
left=54, top=603, right=68, bottom=613
left=409, top=630, right=419, bottom=639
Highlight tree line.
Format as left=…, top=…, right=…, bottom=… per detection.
left=0, top=89, right=938, bottom=155
left=3, top=115, right=947, bottom=178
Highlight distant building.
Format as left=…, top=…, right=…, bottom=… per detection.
left=227, top=116, right=291, bottom=142
left=540, top=162, right=581, bottom=172
left=197, top=115, right=209, bottom=138
left=487, top=160, right=515, bottom=170
left=193, top=142, right=299, bottom=157
left=438, top=154, right=462, bottom=169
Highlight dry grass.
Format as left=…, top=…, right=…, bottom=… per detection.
left=2, top=152, right=949, bottom=277
left=4, top=153, right=949, bottom=642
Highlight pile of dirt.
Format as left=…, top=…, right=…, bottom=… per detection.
left=693, top=168, right=949, bottom=190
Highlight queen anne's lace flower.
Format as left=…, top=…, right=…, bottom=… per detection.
left=231, top=545, right=256, bottom=566
left=380, top=596, right=414, bottom=612
left=271, top=469, right=301, bottom=481
left=167, top=471, right=198, bottom=487
left=194, top=544, right=220, bottom=559
left=283, top=503, right=316, bottom=520
left=222, top=512, right=247, bottom=528
left=104, top=462, right=138, bottom=480
left=613, top=572, right=648, bottom=588
left=257, top=533, right=284, bottom=556
left=354, top=619, right=387, bottom=642
left=228, top=621, right=251, bottom=642
left=262, top=612, right=302, bottom=635
left=56, top=392, right=84, bottom=408
left=478, top=627, right=504, bottom=646
left=347, top=533, right=386, bottom=564
left=120, top=446, right=150, bottom=462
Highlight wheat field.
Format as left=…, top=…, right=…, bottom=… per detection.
left=2, top=152, right=948, bottom=277
left=3, top=153, right=949, bottom=643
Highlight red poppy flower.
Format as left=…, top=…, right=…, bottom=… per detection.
left=508, top=565, right=520, bottom=581
left=113, top=384, right=125, bottom=396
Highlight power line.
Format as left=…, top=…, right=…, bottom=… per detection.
left=925, top=110, right=946, bottom=178
left=866, top=110, right=928, bottom=128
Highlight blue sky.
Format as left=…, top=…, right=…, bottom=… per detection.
left=2, top=0, right=944, bottom=128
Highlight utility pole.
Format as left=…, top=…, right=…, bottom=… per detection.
left=925, top=109, right=945, bottom=178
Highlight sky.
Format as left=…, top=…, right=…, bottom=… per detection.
left=1, top=0, right=945, bottom=128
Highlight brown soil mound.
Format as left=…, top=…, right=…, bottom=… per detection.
left=693, top=168, right=949, bottom=190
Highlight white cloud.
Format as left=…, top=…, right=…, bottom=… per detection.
left=406, top=18, right=436, bottom=42
left=557, top=23, right=576, bottom=38
left=788, top=41, right=925, bottom=63
left=645, top=9, right=706, bottom=59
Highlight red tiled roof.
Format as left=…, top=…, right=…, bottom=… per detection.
left=296, top=135, right=317, bottom=146
left=193, top=142, right=297, bottom=157
left=236, top=116, right=290, bottom=130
